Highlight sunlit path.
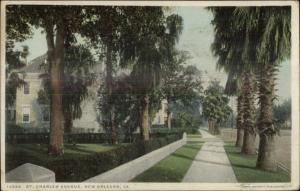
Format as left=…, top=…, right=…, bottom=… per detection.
left=183, top=129, right=237, bottom=182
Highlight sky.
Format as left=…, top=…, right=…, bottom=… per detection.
left=14, top=6, right=291, bottom=104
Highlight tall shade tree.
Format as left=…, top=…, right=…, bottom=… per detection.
left=210, top=7, right=257, bottom=152
left=118, top=8, right=184, bottom=140
left=83, top=7, right=184, bottom=141
left=162, top=59, right=203, bottom=129
left=6, top=5, right=89, bottom=155
left=202, top=80, right=232, bottom=135
left=80, top=6, right=126, bottom=144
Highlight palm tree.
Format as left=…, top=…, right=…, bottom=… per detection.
left=224, top=73, right=244, bottom=147
left=257, top=7, right=290, bottom=171
left=210, top=7, right=257, bottom=152
left=117, top=9, right=183, bottom=140
left=233, top=7, right=291, bottom=170
left=81, top=7, right=121, bottom=144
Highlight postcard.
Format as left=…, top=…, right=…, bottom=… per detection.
left=1, top=1, right=299, bottom=190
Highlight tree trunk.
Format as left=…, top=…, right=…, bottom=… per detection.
left=167, top=111, right=171, bottom=129
left=235, top=95, right=244, bottom=147
left=256, top=134, right=277, bottom=171
left=64, top=113, right=73, bottom=134
left=105, top=34, right=117, bottom=144
left=256, top=65, right=277, bottom=171
left=48, top=24, right=64, bottom=155
left=141, top=94, right=150, bottom=140
left=241, top=130, right=256, bottom=154
left=212, top=121, right=220, bottom=135
left=241, top=71, right=256, bottom=155
left=236, top=128, right=244, bottom=147
left=166, top=100, right=171, bottom=129
left=110, top=105, right=117, bottom=144
left=208, top=119, right=212, bottom=134
left=209, top=119, right=219, bottom=135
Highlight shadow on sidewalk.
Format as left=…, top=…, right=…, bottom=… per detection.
left=171, top=152, right=256, bottom=171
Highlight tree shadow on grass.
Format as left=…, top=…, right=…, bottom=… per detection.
left=182, top=145, right=202, bottom=150
left=64, top=145, right=98, bottom=155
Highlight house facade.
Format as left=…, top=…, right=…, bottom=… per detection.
left=10, top=54, right=168, bottom=133
left=152, top=99, right=169, bottom=125
left=13, top=54, right=103, bottom=132
left=15, top=72, right=49, bottom=129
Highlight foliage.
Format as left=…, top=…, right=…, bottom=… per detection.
left=202, top=80, right=232, bottom=124
left=232, top=7, right=291, bottom=135
left=37, top=45, right=96, bottom=125
left=6, top=5, right=96, bottom=154
left=273, top=98, right=291, bottom=128
left=5, top=44, right=29, bottom=107
left=171, top=98, right=203, bottom=134
left=94, top=8, right=184, bottom=140
left=6, top=134, right=182, bottom=182
left=161, top=51, right=203, bottom=106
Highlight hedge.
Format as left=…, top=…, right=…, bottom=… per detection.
left=6, top=133, right=182, bottom=182
left=6, top=131, right=182, bottom=144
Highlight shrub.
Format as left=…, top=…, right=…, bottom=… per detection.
left=6, top=133, right=183, bottom=182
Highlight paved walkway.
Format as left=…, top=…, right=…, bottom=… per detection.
left=183, top=129, right=237, bottom=182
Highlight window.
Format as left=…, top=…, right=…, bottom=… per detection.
left=23, top=114, right=29, bottom=122
left=22, top=107, right=30, bottom=123
left=24, top=82, right=30, bottom=94
left=42, top=106, right=50, bottom=122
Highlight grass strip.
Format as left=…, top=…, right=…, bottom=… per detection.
left=187, top=134, right=202, bottom=138
left=224, top=143, right=290, bottom=182
left=6, top=143, right=121, bottom=157
left=131, top=143, right=202, bottom=182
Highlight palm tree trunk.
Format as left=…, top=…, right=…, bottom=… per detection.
left=167, top=111, right=171, bottom=129
left=208, top=119, right=213, bottom=134
left=235, top=95, right=244, bottom=147
left=141, top=94, right=150, bottom=140
left=166, top=99, right=171, bottom=129
left=47, top=23, right=64, bottom=155
left=64, top=112, right=73, bottom=134
left=106, top=34, right=117, bottom=144
left=241, top=71, right=256, bottom=154
left=256, top=65, right=277, bottom=171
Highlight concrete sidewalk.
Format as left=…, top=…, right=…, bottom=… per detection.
left=183, top=129, right=237, bottom=182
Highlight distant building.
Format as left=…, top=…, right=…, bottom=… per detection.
left=152, top=99, right=168, bottom=126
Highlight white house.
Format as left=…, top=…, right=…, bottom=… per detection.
left=11, top=54, right=168, bottom=133
left=13, top=54, right=103, bottom=132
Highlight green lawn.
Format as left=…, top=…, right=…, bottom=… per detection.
left=6, top=143, right=122, bottom=167
left=131, top=143, right=202, bottom=182
left=224, top=143, right=290, bottom=182
left=187, top=134, right=202, bottom=138
left=7, top=143, right=121, bottom=155
left=187, top=133, right=202, bottom=144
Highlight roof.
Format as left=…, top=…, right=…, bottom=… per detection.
left=18, top=53, right=104, bottom=74
left=18, top=54, right=47, bottom=73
